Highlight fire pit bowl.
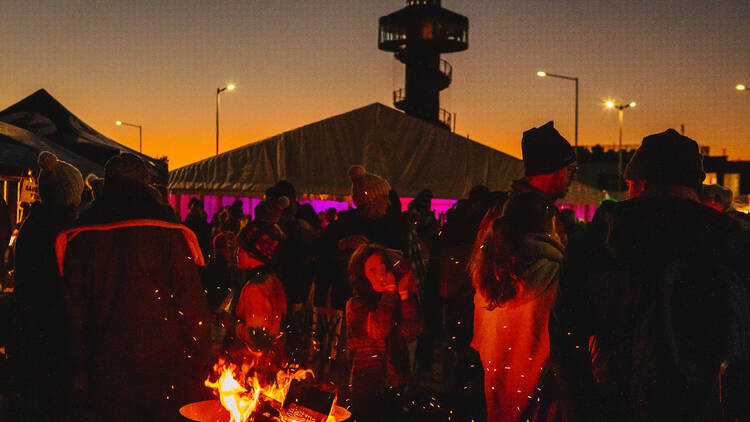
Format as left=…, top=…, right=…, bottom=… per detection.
left=179, top=399, right=351, bottom=422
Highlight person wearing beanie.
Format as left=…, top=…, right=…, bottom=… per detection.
left=348, top=165, right=392, bottom=219
left=78, top=152, right=177, bottom=225
left=623, top=129, right=705, bottom=200
left=510, top=122, right=578, bottom=246
left=37, top=151, right=85, bottom=208
left=55, top=151, right=211, bottom=419
left=254, top=196, right=289, bottom=224
left=312, top=165, right=410, bottom=366
left=233, top=215, right=288, bottom=354
left=13, top=151, right=84, bottom=419
left=513, top=121, right=578, bottom=201
left=550, top=129, right=750, bottom=421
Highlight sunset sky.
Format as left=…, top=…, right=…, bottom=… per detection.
left=2, top=0, right=749, bottom=169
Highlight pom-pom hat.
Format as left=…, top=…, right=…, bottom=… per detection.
left=348, top=165, right=391, bottom=208
left=37, top=151, right=84, bottom=207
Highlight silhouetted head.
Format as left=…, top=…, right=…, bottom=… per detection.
left=522, top=121, right=578, bottom=198
left=624, top=129, right=705, bottom=199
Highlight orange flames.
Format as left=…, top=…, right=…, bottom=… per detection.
left=204, top=356, right=314, bottom=422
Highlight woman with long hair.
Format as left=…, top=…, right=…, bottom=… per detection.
left=470, top=192, right=564, bottom=422
left=346, top=243, right=421, bottom=421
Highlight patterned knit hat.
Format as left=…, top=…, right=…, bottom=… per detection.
left=349, top=165, right=391, bottom=208
left=37, top=151, right=84, bottom=207
left=521, top=121, right=576, bottom=176
left=254, top=197, right=289, bottom=224
left=238, top=221, right=285, bottom=264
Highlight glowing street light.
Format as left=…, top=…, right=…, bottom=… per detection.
left=605, top=100, right=637, bottom=191
left=737, top=84, right=747, bottom=91
left=115, top=120, right=143, bottom=153
left=216, top=83, right=236, bottom=155
left=537, top=70, right=579, bottom=156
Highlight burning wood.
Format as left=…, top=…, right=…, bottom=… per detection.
left=181, top=351, right=349, bottom=422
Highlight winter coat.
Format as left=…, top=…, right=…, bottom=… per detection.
left=235, top=269, right=287, bottom=340
left=510, top=179, right=567, bottom=245
left=472, top=234, right=563, bottom=422
left=347, top=289, right=421, bottom=394
left=550, top=195, right=750, bottom=422
left=276, top=217, right=315, bottom=304
left=12, top=202, right=77, bottom=417
left=184, top=211, right=212, bottom=258
left=55, top=197, right=211, bottom=421
left=316, top=209, right=409, bottom=309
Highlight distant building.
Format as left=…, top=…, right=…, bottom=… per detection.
left=574, top=144, right=638, bottom=198
left=574, top=144, right=750, bottom=206
left=701, top=146, right=750, bottom=197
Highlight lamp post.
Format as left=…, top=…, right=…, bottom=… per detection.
left=605, top=100, right=637, bottom=191
left=537, top=70, right=579, bottom=157
left=115, top=120, right=142, bottom=153
left=216, top=83, right=235, bottom=155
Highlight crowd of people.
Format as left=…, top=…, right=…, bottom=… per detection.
left=1, top=120, right=749, bottom=422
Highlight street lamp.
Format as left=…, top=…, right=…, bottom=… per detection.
left=537, top=70, right=579, bottom=156
left=737, top=84, right=747, bottom=91
left=216, top=83, right=236, bottom=155
left=605, top=100, right=637, bottom=191
left=115, top=120, right=143, bottom=153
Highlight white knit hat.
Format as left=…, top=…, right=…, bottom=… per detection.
left=37, top=151, right=84, bottom=207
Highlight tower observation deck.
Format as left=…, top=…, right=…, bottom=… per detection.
left=379, top=0, right=468, bottom=130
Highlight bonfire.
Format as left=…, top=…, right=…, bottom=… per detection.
left=180, top=349, right=349, bottom=422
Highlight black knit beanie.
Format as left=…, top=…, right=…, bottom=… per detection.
left=624, top=129, right=705, bottom=189
left=521, top=121, right=576, bottom=176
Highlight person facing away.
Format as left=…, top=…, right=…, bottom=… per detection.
left=550, top=129, right=750, bottom=421
left=470, top=192, right=564, bottom=422
left=56, top=152, right=211, bottom=421
left=346, top=243, right=421, bottom=422
left=13, top=151, right=84, bottom=420
left=508, top=121, right=579, bottom=246
left=183, top=197, right=212, bottom=258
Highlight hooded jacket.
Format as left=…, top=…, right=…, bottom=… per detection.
left=472, top=234, right=563, bottom=422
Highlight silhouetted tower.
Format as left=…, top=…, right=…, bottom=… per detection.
left=379, top=0, right=468, bottom=130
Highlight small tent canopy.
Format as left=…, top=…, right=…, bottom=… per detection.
left=170, top=103, right=603, bottom=206
left=170, top=103, right=527, bottom=200
left=0, top=120, right=101, bottom=177
left=0, top=89, right=167, bottom=184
